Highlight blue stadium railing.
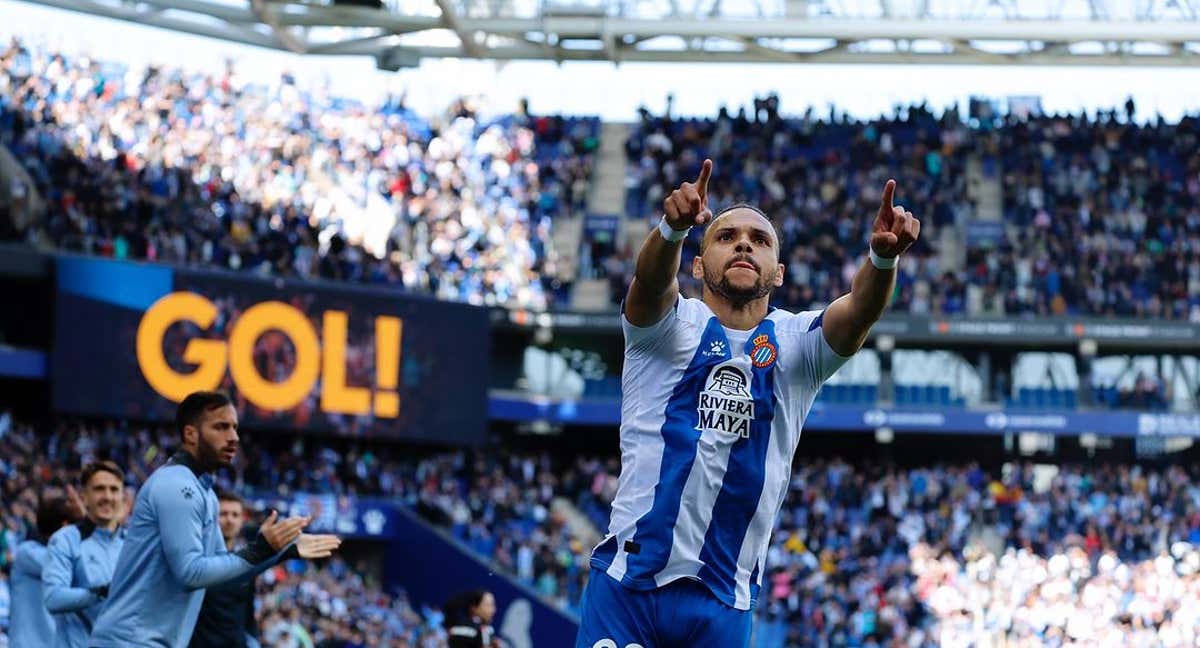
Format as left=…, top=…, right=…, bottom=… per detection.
left=488, top=391, right=1200, bottom=438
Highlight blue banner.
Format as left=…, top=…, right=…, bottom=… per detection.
left=52, top=255, right=489, bottom=443
left=245, top=493, right=405, bottom=539
left=488, top=393, right=1200, bottom=438
left=0, top=346, right=46, bottom=379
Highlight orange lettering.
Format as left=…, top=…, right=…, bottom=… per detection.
left=135, top=292, right=227, bottom=402
left=227, top=302, right=320, bottom=411
left=321, top=311, right=371, bottom=415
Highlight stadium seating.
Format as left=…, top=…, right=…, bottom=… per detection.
left=0, top=39, right=596, bottom=311
left=620, top=104, right=1200, bottom=320
left=994, top=111, right=1200, bottom=320
left=6, top=414, right=1200, bottom=646
left=5, top=35, right=1200, bottom=321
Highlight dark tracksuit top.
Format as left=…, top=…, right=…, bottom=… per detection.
left=188, top=541, right=259, bottom=648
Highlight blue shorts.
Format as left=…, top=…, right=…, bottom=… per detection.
left=575, top=568, right=753, bottom=648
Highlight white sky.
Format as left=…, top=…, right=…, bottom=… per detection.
left=4, top=0, right=1200, bottom=122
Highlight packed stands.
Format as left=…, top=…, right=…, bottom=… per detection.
left=911, top=543, right=1200, bottom=647
left=0, top=38, right=598, bottom=310
left=754, top=460, right=1200, bottom=646
left=620, top=101, right=1200, bottom=321
left=619, top=98, right=973, bottom=312
left=987, top=110, right=1200, bottom=320
left=5, top=34, right=1200, bottom=323
left=255, top=557, right=444, bottom=647
left=0, top=414, right=596, bottom=637
left=5, top=413, right=1200, bottom=645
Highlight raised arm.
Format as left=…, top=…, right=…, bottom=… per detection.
left=154, top=479, right=308, bottom=590
left=624, top=159, right=713, bottom=327
left=822, top=179, right=921, bottom=356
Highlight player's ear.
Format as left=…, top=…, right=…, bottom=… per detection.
left=774, top=263, right=785, bottom=288
left=692, top=255, right=704, bottom=280
left=182, top=424, right=198, bottom=447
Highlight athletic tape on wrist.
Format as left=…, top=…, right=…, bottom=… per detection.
left=869, top=248, right=898, bottom=270
left=658, top=217, right=691, bottom=242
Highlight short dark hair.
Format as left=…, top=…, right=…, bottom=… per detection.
left=714, top=202, right=768, bottom=220
left=36, top=496, right=74, bottom=542
left=443, top=589, right=492, bottom=627
left=81, top=460, right=125, bottom=487
left=215, top=489, right=243, bottom=507
left=700, top=203, right=783, bottom=256
left=176, top=391, right=233, bottom=439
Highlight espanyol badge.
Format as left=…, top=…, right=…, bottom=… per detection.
left=750, top=334, right=777, bottom=369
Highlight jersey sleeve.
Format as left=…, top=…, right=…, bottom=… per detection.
left=152, top=472, right=275, bottom=590
left=43, top=528, right=102, bottom=612
left=622, top=297, right=705, bottom=356
left=620, top=298, right=681, bottom=354
left=779, top=309, right=853, bottom=390
left=13, top=542, right=47, bottom=579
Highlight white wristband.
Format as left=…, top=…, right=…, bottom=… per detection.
left=658, top=217, right=691, bottom=242
left=869, top=248, right=898, bottom=270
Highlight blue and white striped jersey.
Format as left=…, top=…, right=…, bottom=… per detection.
left=591, top=297, right=849, bottom=610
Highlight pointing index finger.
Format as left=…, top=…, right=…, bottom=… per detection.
left=879, top=179, right=896, bottom=217
left=696, top=159, right=713, bottom=204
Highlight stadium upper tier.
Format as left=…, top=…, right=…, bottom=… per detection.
left=621, top=99, right=1200, bottom=319
left=0, top=39, right=597, bottom=311
left=3, top=39, right=1199, bottom=320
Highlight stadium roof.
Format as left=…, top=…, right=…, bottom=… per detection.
left=19, top=0, right=1200, bottom=67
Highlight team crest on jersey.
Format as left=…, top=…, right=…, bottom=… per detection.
left=750, top=334, right=777, bottom=369
left=697, top=364, right=755, bottom=439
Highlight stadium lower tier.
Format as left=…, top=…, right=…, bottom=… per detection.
left=3, top=416, right=1200, bottom=646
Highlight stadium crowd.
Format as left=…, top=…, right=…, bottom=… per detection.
left=254, top=557, right=445, bottom=647
left=6, top=412, right=1200, bottom=645
left=912, top=542, right=1200, bottom=647
left=0, top=37, right=596, bottom=310
left=989, top=109, right=1200, bottom=320
left=5, top=36, right=1200, bottom=320
left=620, top=100, right=1200, bottom=320
left=618, top=97, right=971, bottom=313
left=754, top=460, right=1200, bottom=647
left=0, top=413, right=594, bottom=646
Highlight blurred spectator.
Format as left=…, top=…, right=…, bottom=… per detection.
left=443, top=589, right=500, bottom=648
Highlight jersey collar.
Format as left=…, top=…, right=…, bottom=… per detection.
left=76, top=517, right=97, bottom=540
left=170, top=450, right=210, bottom=482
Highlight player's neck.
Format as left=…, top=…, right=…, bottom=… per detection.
left=90, top=516, right=120, bottom=533
left=703, top=292, right=769, bottom=331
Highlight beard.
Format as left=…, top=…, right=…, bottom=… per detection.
left=197, top=435, right=233, bottom=471
left=703, top=258, right=775, bottom=309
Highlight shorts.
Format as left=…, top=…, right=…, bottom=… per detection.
left=575, top=568, right=753, bottom=648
